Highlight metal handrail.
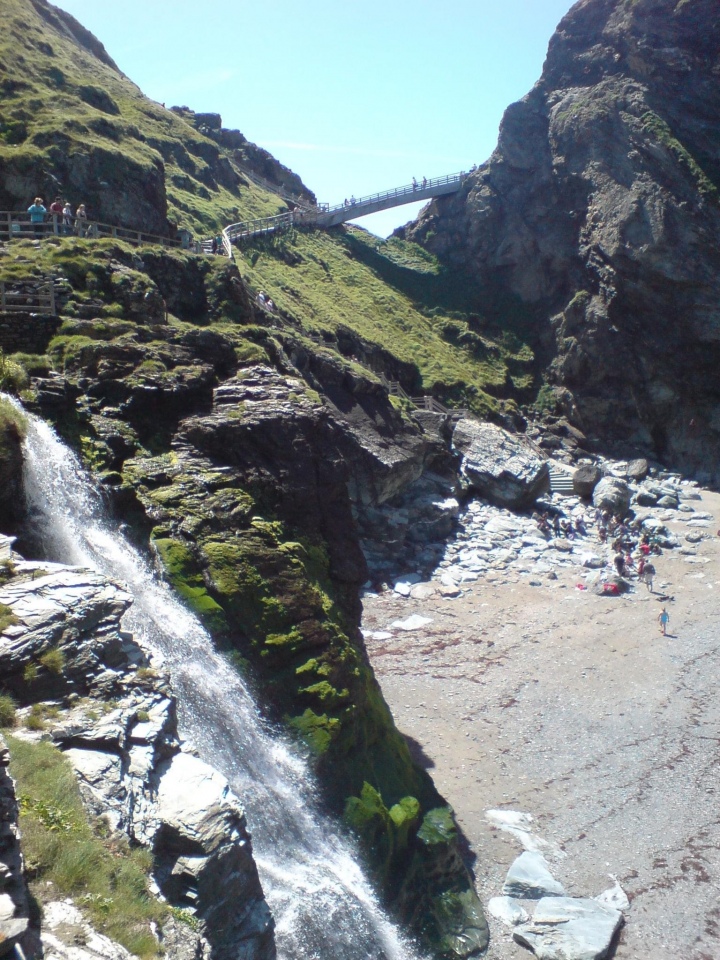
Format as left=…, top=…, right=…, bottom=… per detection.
left=0, top=211, right=188, bottom=250
left=324, top=172, right=467, bottom=215
left=218, top=170, right=468, bottom=252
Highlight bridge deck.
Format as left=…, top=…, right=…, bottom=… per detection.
left=223, top=171, right=467, bottom=244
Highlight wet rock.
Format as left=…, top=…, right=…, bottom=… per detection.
left=502, top=851, right=566, bottom=899
left=514, top=896, right=623, bottom=960
left=452, top=421, right=550, bottom=509
left=626, top=459, right=649, bottom=482
left=572, top=465, right=602, bottom=499
left=592, top=478, right=631, bottom=518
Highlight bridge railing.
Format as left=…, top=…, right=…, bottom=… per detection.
left=323, top=171, right=467, bottom=215
left=219, top=170, right=469, bottom=251
left=0, top=212, right=189, bottom=250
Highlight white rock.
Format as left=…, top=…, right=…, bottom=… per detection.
left=488, top=896, right=530, bottom=928
left=503, top=851, right=566, bottom=899
left=595, top=877, right=630, bottom=912
left=390, top=615, right=433, bottom=631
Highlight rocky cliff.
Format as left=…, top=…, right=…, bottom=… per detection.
left=0, top=536, right=273, bottom=959
left=405, top=0, right=720, bottom=479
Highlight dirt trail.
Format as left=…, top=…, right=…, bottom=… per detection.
left=363, top=490, right=720, bottom=960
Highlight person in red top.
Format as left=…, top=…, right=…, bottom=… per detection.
left=49, top=196, right=63, bottom=234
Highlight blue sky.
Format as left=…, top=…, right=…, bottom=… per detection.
left=53, top=0, right=575, bottom=236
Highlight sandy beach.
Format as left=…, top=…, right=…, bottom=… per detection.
left=363, top=489, right=720, bottom=960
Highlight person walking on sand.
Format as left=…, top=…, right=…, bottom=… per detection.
left=643, top=561, right=655, bottom=593
left=658, top=606, right=670, bottom=636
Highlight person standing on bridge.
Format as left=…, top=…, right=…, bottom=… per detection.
left=422, top=176, right=427, bottom=188
left=75, top=203, right=88, bottom=236
left=62, top=201, right=74, bottom=235
left=412, top=177, right=418, bottom=191
left=27, top=197, right=47, bottom=235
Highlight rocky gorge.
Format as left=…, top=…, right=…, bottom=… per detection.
left=1, top=0, right=719, bottom=957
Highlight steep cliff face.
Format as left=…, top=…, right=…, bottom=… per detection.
left=406, top=0, right=720, bottom=478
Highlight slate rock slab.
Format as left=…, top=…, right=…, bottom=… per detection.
left=513, top=896, right=623, bottom=960
left=502, top=851, right=566, bottom=899
left=453, top=420, right=550, bottom=509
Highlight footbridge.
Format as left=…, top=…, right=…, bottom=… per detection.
left=222, top=171, right=468, bottom=250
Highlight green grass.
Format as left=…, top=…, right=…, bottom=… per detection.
left=237, top=227, right=536, bottom=413
left=641, top=110, right=719, bottom=199
left=0, top=602, right=19, bottom=633
left=7, top=736, right=165, bottom=958
left=39, top=647, right=66, bottom=675
left=0, top=694, right=17, bottom=728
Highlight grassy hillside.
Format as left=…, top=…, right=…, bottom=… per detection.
left=0, top=0, right=291, bottom=234
left=0, top=0, right=539, bottom=411
left=237, top=226, right=535, bottom=413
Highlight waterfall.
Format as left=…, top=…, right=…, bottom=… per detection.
left=13, top=402, right=426, bottom=960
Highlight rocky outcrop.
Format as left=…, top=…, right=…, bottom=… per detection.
left=0, top=548, right=274, bottom=960
left=119, top=365, right=486, bottom=955
left=406, top=0, right=720, bottom=479
left=0, top=404, right=25, bottom=531
left=452, top=420, right=549, bottom=508
left=0, top=734, right=29, bottom=956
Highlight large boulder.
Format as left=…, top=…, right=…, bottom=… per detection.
left=626, top=458, right=649, bottom=482
left=572, top=464, right=602, bottom=499
left=592, top=477, right=631, bottom=517
left=452, top=421, right=549, bottom=509
left=514, top=897, right=624, bottom=960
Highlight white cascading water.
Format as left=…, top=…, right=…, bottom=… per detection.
left=12, top=401, right=427, bottom=960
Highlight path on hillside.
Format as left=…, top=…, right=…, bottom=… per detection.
left=362, top=489, right=720, bottom=960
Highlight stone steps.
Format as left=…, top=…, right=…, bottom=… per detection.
left=549, top=467, right=575, bottom=495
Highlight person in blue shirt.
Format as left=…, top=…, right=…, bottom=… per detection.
left=27, top=197, right=47, bottom=235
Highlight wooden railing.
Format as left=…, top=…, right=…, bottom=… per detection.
left=0, top=212, right=193, bottom=251
left=380, top=375, right=467, bottom=418
left=0, top=280, right=56, bottom=315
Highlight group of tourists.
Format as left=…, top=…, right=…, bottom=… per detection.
left=256, top=291, right=275, bottom=311
left=533, top=505, right=662, bottom=593
left=26, top=197, right=89, bottom=235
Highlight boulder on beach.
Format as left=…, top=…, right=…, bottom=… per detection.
left=573, top=464, right=603, bottom=499
left=626, top=458, right=649, bottom=482
left=592, top=477, right=631, bottom=517
left=514, top=896, right=624, bottom=960
left=453, top=420, right=550, bottom=509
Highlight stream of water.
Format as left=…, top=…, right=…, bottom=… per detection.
left=13, top=402, right=425, bottom=960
